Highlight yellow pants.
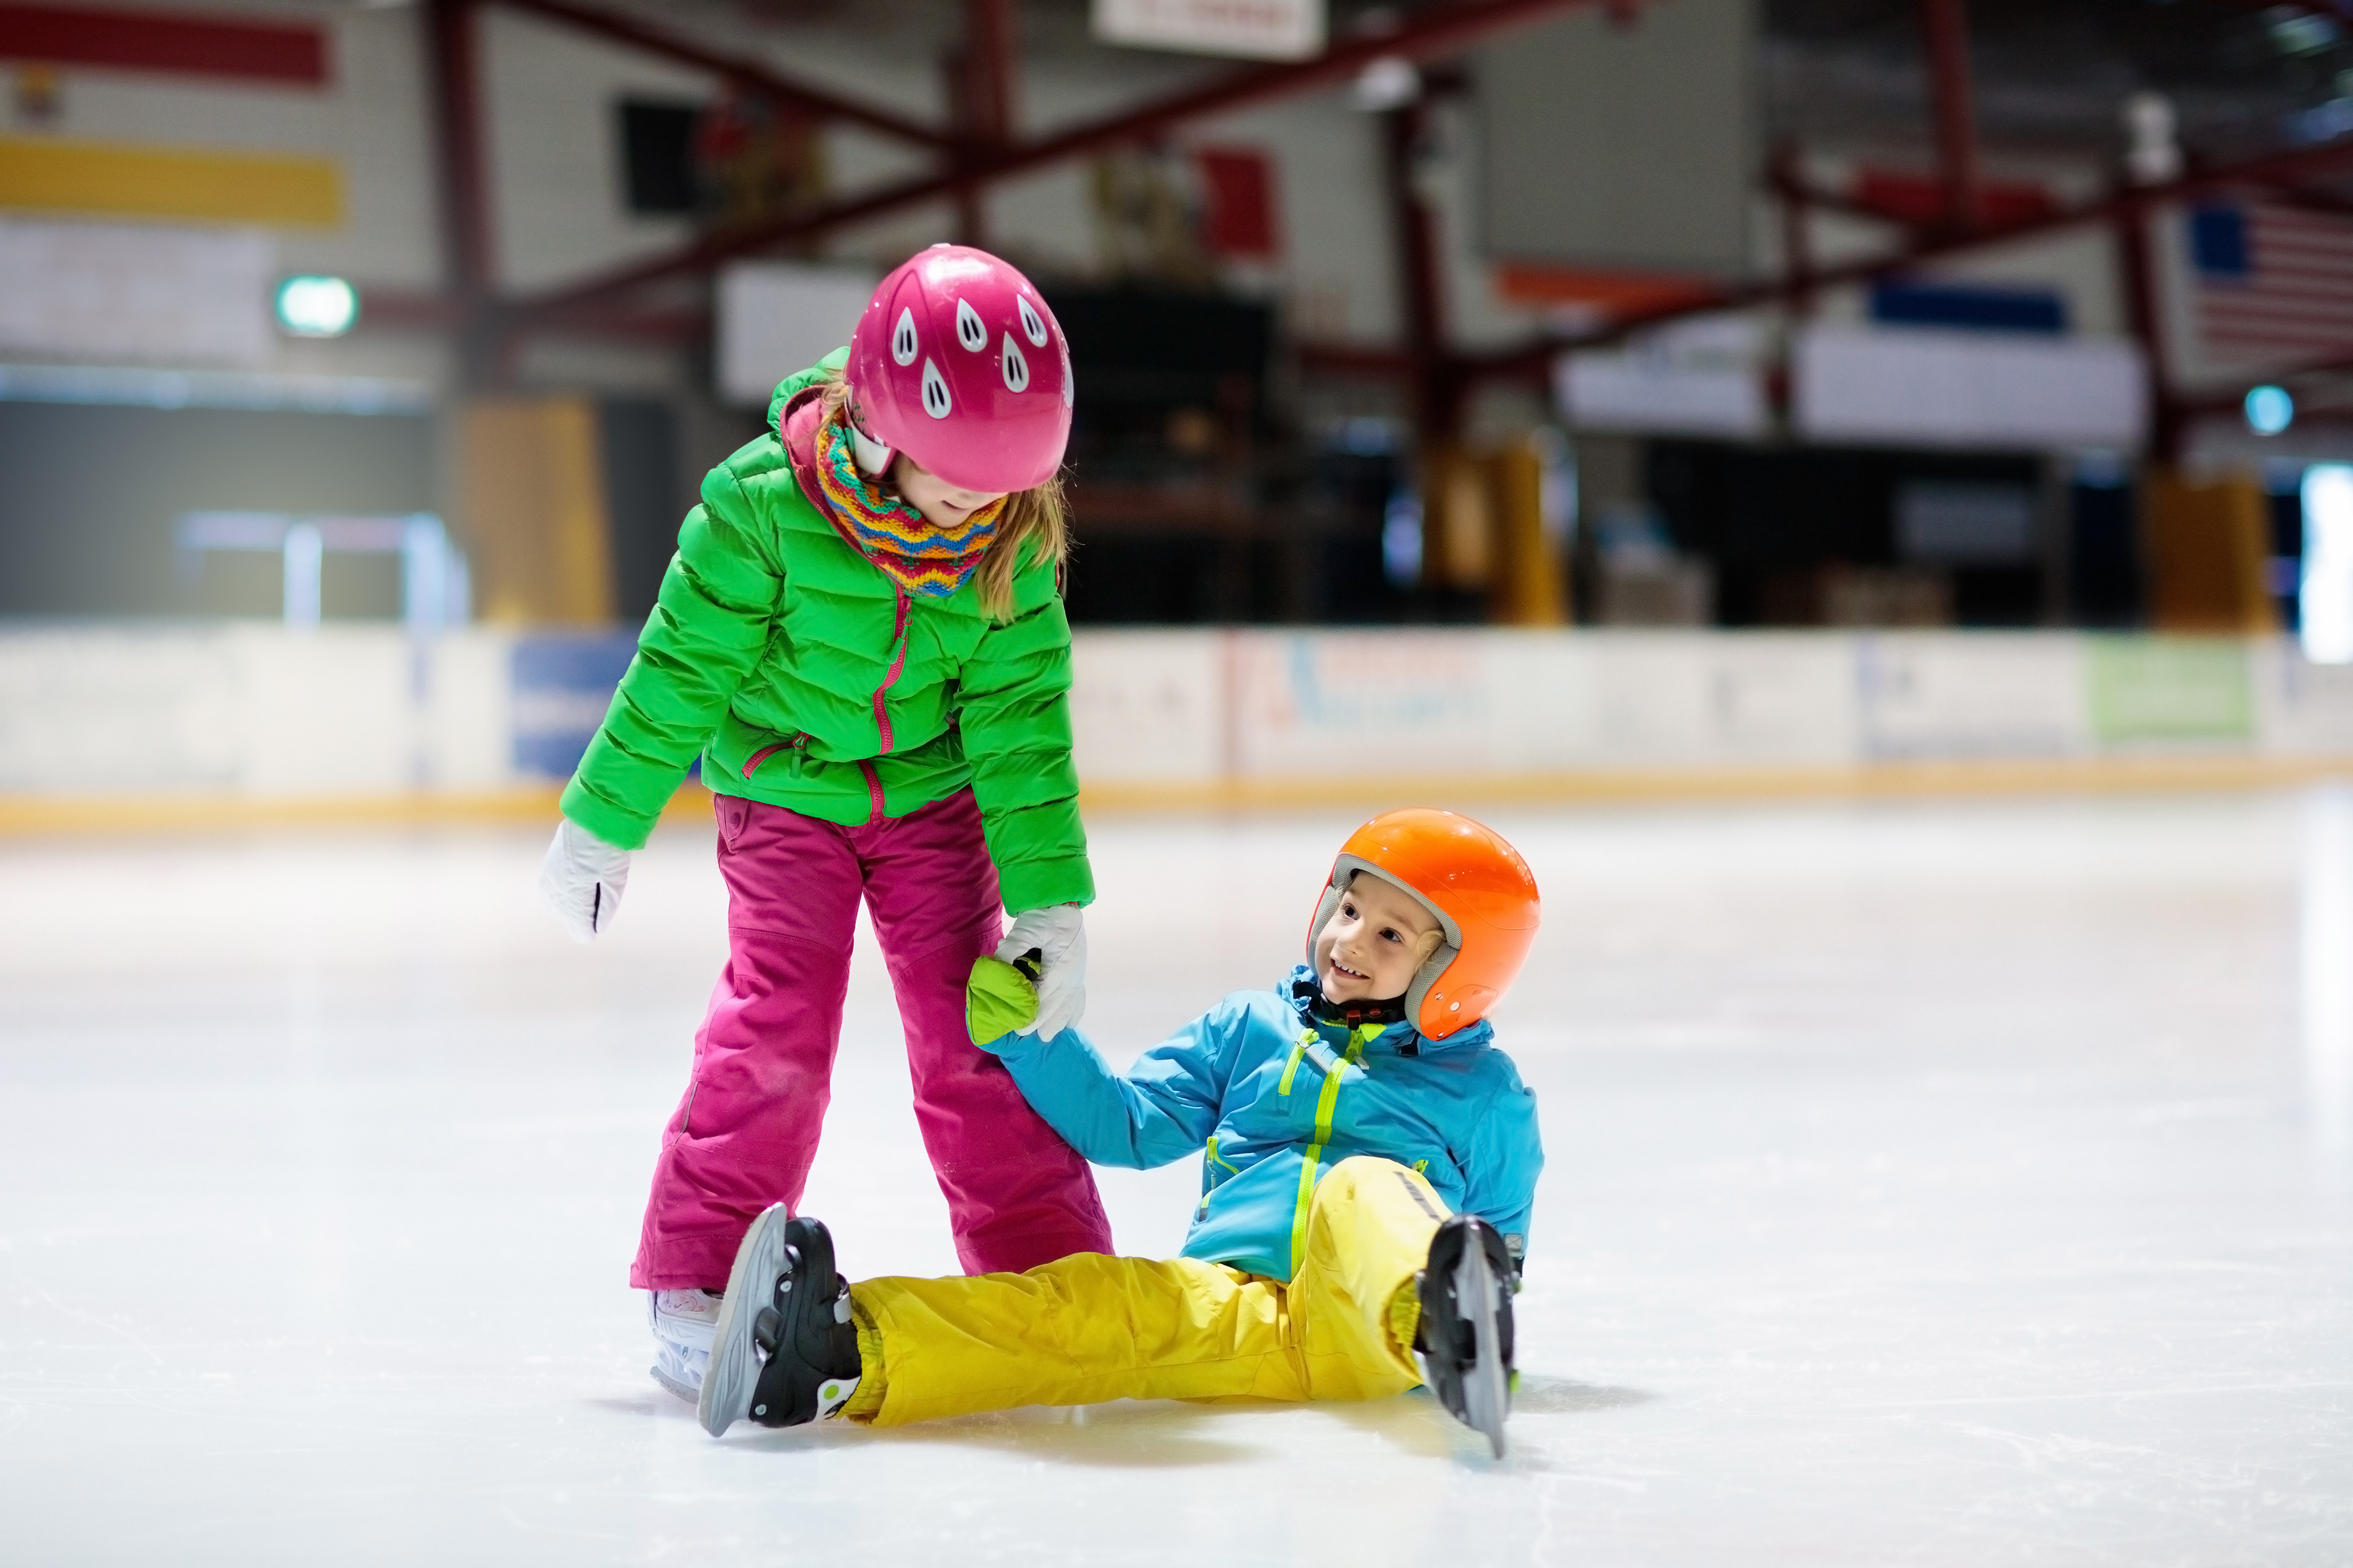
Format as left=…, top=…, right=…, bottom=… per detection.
left=842, top=1156, right=1447, bottom=1427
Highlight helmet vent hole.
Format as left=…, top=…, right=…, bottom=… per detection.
left=1017, top=295, right=1048, bottom=347
left=920, top=358, right=952, bottom=418
left=891, top=308, right=918, bottom=366
left=955, top=298, right=987, bottom=351
left=1001, top=335, right=1029, bottom=392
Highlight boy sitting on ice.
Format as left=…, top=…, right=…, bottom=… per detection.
left=695, top=808, right=1544, bottom=1454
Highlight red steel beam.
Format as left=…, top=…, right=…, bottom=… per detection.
left=1385, top=102, right=1456, bottom=437
left=1771, top=146, right=1818, bottom=322
left=506, top=0, right=1612, bottom=325
left=1461, top=128, right=2353, bottom=383
left=2113, top=204, right=2178, bottom=458
left=426, top=0, right=494, bottom=308
left=1917, top=0, right=1982, bottom=229
left=1769, top=162, right=1928, bottom=233
left=494, top=0, right=952, bottom=149
left=425, top=0, right=499, bottom=383
left=949, top=0, right=1020, bottom=243
left=964, top=0, right=1018, bottom=146
left=2172, top=349, right=2353, bottom=417
left=352, top=288, right=462, bottom=331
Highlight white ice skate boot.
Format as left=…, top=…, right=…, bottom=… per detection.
left=647, top=1287, right=723, bottom=1402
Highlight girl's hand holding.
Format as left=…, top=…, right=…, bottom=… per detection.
left=995, top=904, right=1086, bottom=1037
left=539, top=818, right=633, bottom=942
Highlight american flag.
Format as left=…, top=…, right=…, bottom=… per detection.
left=2188, top=199, right=2353, bottom=373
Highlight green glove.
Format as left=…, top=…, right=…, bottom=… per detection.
left=966, top=952, right=1041, bottom=1045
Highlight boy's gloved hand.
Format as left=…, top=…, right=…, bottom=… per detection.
left=966, top=953, right=1041, bottom=1046
left=539, top=818, right=632, bottom=942
left=995, top=903, right=1086, bottom=1037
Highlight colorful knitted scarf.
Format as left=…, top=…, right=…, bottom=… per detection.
left=812, top=418, right=1006, bottom=598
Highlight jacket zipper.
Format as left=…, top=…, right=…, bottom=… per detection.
left=741, top=731, right=813, bottom=780
left=1288, top=1025, right=1372, bottom=1275
left=871, top=588, right=911, bottom=755
left=1199, top=1135, right=1243, bottom=1213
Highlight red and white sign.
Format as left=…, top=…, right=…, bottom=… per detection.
left=1092, top=0, right=1324, bottom=61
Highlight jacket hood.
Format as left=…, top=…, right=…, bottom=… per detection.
left=1280, top=963, right=1492, bottom=1055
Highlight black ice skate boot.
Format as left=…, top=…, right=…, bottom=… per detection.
left=697, top=1205, right=863, bottom=1437
left=1416, top=1214, right=1516, bottom=1457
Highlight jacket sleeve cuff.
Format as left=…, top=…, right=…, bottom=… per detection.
left=557, top=776, right=659, bottom=852
left=996, top=855, right=1095, bottom=915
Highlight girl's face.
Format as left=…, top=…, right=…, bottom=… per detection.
left=1313, top=874, right=1445, bottom=1005
left=890, top=449, right=1006, bottom=531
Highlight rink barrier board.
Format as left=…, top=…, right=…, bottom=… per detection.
left=9, top=759, right=2353, bottom=838
left=5, top=625, right=2353, bottom=832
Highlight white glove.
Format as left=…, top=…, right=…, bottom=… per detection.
left=539, top=818, right=632, bottom=943
left=996, top=903, right=1086, bottom=1037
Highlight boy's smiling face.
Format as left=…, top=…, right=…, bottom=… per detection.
left=1314, top=873, right=1445, bottom=1005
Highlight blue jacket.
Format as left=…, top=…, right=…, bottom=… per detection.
left=979, top=966, right=1543, bottom=1282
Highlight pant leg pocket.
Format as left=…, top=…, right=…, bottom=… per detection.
left=716, top=793, right=752, bottom=850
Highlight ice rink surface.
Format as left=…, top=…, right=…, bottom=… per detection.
left=4, top=790, right=2352, bottom=1565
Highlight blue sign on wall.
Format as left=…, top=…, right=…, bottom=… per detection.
left=511, top=633, right=639, bottom=780
left=1870, top=281, right=2067, bottom=335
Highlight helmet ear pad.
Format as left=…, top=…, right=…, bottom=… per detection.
left=847, top=421, right=895, bottom=478
left=1305, top=860, right=1462, bottom=1031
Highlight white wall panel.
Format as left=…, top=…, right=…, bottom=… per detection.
left=0, top=628, right=241, bottom=792
left=1581, top=633, right=1858, bottom=766
left=1229, top=630, right=1492, bottom=776
left=1797, top=325, right=2148, bottom=451
left=1858, top=633, right=2088, bottom=759
left=2252, top=640, right=2353, bottom=756
left=17, top=8, right=441, bottom=292
left=1069, top=630, right=1225, bottom=783
left=0, top=219, right=274, bottom=366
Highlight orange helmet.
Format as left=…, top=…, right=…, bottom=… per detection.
left=1304, top=808, right=1541, bottom=1040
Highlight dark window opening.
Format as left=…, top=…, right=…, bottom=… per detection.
left=618, top=99, right=703, bottom=215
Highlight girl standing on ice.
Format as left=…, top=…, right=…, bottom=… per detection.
left=537, top=244, right=1112, bottom=1400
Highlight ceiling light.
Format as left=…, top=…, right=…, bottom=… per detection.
left=275, top=275, right=358, bottom=338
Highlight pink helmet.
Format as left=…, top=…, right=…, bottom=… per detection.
left=844, top=243, right=1074, bottom=494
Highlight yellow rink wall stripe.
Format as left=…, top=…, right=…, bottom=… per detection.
left=0, top=786, right=705, bottom=836
left=1074, top=755, right=2353, bottom=812
left=4, top=756, right=2353, bottom=837
left=0, top=136, right=343, bottom=226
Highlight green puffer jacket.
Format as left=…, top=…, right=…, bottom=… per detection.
left=557, top=350, right=1091, bottom=913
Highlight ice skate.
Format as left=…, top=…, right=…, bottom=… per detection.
left=646, top=1287, right=722, bottom=1402
left=1417, top=1213, right=1515, bottom=1457
left=698, top=1205, right=862, bottom=1437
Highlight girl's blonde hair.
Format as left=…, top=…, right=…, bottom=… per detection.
left=819, top=373, right=1068, bottom=622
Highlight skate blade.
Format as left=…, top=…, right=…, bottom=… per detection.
left=698, top=1203, right=790, bottom=1438
left=1452, top=1237, right=1509, bottom=1459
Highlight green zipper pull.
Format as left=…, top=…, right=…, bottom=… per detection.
left=1278, top=1029, right=1314, bottom=1096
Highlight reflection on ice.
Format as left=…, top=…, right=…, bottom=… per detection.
left=2304, top=785, right=2353, bottom=1182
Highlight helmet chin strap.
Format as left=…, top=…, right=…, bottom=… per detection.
left=1291, top=972, right=1407, bottom=1027
left=848, top=422, right=894, bottom=477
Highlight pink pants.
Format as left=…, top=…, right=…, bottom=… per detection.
left=630, top=789, right=1114, bottom=1290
